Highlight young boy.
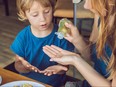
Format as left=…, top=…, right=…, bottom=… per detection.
left=10, top=0, right=74, bottom=86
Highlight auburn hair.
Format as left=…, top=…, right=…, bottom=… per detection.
left=91, top=0, right=116, bottom=79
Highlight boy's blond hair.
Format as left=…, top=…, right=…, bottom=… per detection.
left=16, top=0, right=55, bottom=21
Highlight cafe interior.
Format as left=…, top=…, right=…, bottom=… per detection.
left=0, top=0, right=96, bottom=86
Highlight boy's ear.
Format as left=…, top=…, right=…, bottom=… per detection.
left=17, top=12, right=28, bottom=21
left=23, top=13, right=29, bottom=21
left=24, top=13, right=28, bottom=19
left=24, top=16, right=28, bottom=20
left=18, top=16, right=28, bottom=21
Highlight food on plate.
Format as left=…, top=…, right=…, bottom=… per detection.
left=13, top=83, right=33, bottom=87
left=22, top=83, right=33, bottom=87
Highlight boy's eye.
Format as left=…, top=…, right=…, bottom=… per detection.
left=32, top=14, right=38, bottom=17
left=44, top=10, right=50, bottom=13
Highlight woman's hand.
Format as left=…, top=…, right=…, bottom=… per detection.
left=65, top=23, right=91, bottom=61
left=15, top=55, right=40, bottom=73
left=50, top=55, right=79, bottom=65
left=43, top=45, right=80, bottom=65
left=40, top=65, right=68, bottom=76
left=64, top=22, right=80, bottom=45
left=43, top=45, right=75, bottom=58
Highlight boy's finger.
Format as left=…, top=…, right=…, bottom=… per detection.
left=47, top=72, right=53, bottom=76
left=39, top=70, right=46, bottom=73
left=62, top=66, right=68, bottom=71
left=15, top=55, right=23, bottom=62
left=31, top=66, right=40, bottom=72
left=44, top=72, right=48, bottom=75
left=53, top=71, right=56, bottom=74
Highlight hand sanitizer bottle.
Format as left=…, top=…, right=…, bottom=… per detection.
left=55, top=18, right=71, bottom=39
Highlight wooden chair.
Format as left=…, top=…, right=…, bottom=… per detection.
left=53, top=0, right=94, bottom=34
left=53, top=0, right=94, bottom=23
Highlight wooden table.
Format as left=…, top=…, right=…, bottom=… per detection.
left=0, top=67, right=52, bottom=87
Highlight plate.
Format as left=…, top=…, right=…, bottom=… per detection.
left=0, top=76, right=2, bottom=85
left=0, top=80, right=45, bottom=87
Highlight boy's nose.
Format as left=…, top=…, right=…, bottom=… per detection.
left=39, top=14, right=46, bottom=22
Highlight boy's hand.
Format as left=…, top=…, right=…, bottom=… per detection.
left=15, top=55, right=41, bottom=73
left=40, top=65, right=68, bottom=76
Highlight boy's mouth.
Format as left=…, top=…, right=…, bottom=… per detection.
left=41, top=24, right=47, bottom=27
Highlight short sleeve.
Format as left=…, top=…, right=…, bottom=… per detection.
left=60, top=39, right=74, bottom=52
left=10, top=31, right=25, bottom=58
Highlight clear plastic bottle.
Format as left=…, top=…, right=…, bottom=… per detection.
left=55, top=18, right=71, bottom=39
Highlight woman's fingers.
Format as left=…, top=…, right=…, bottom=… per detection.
left=65, top=22, right=77, bottom=32
left=51, top=45, right=63, bottom=52
left=43, top=45, right=62, bottom=58
left=46, top=45, right=63, bottom=57
left=43, top=46, right=56, bottom=58
left=51, top=45, right=75, bottom=55
left=64, top=34, right=72, bottom=42
left=43, top=46, right=59, bottom=56
left=50, top=58, right=68, bottom=65
left=64, top=22, right=80, bottom=44
left=50, top=58, right=61, bottom=63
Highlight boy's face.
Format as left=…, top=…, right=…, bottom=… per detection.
left=25, top=1, right=53, bottom=31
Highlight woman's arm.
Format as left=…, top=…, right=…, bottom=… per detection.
left=50, top=54, right=112, bottom=86
left=89, top=14, right=99, bottom=43
left=112, top=75, right=116, bottom=86
left=73, top=55, right=111, bottom=87
left=43, top=45, right=112, bottom=86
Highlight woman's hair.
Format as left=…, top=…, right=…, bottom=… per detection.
left=91, top=0, right=116, bottom=79
left=16, top=0, right=55, bottom=21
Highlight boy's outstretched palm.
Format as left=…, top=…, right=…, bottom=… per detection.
left=40, top=65, right=68, bottom=76
left=15, top=55, right=41, bottom=73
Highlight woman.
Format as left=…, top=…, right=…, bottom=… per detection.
left=43, top=0, right=116, bottom=86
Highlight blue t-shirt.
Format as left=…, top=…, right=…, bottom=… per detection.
left=83, top=44, right=112, bottom=87
left=10, top=24, right=74, bottom=87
